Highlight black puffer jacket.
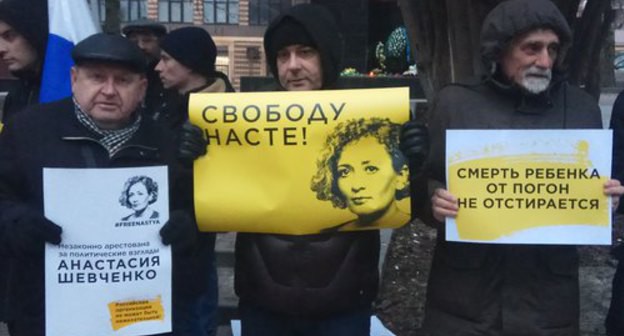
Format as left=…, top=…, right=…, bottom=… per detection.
left=422, top=1, right=601, bottom=335
left=234, top=4, right=380, bottom=317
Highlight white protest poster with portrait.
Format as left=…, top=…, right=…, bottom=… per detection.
left=44, top=166, right=171, bottom=336
left=446, top=129, right=612, bottom=245
left=189, top=88, right=411, bottom=234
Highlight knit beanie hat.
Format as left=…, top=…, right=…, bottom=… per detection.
left=0, top=0, right=48, bottom=61
left=160, top=27, right=217, bottom=77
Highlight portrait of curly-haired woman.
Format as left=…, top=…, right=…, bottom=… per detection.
left=119, top=175, right=160, bottom=221
left=310, top=117, right=410, bottom=231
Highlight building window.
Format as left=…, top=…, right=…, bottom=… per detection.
left=96, top=0, right=147, bottom=22
left=121, top=0, right=147, bottom=22
left=249, top=0, right=281, bottom=25
left=216, top=47, right=230, bottom=75
left=204, top=0, right=239, bottom=24
left=158, top=0, right=193, bottom=23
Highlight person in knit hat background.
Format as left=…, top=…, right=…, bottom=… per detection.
left=154, top=26, right=234, bottom=129
left=0, top=0, right=48, bottom=123
left=154, top=26, right=233, bottom=336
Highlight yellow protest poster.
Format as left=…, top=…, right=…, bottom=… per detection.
left=446, top=129, right=612, bottom=245
left=189, top=88, right=410, bottom=234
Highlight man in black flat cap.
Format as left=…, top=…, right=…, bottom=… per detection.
left=0, top=33, right=201, bottom=336
left=122, top=18, right=166, bottom=64
left=122, top=18, right=168, bottom=115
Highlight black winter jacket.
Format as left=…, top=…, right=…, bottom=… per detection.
left=423, top=79, right=601, bottom=336
left=1, top=77, right=40, bottom=124
left=610, top=91, right=624, bottom=214
left=422, top=2, right=602, bottom=334
left=0, top=98, right=206, bottom=335
left=234, top=4, right=379, bottom=318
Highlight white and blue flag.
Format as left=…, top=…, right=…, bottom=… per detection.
left=40, top=0, right=99, bottom=103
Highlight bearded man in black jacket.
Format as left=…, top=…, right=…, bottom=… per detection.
left=415, top=0, right=624, bottom=335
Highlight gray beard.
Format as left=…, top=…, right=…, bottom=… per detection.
left=520, top=67, right=552, bottom=94
left=521, top=77, right=550, bottom=94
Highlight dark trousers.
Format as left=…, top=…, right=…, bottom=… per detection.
left=172, top=233, right=218, bottom=336
left=607, top=246, right=624, bottom=335
left=239, top=301, right=371, bottom=336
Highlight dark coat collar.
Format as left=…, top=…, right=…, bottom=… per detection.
left=482, top=71, right=568, bottom=114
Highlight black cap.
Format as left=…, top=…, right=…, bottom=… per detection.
left=122, top=18, right=167, bottom=37
left=72, top=33, right=147, bottom=73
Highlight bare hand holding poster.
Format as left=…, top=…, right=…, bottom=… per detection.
left=189, top=88, right=411, bottom=234
left=44, top=166, right=171, bottom=336
left=446, top=129, right=612, bottom=245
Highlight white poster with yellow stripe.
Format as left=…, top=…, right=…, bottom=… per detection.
left=446, top=129, right=612, bottom=245
left=189, top=88, right=411, bottom=234
left=44, top=166, right=171, bottom=336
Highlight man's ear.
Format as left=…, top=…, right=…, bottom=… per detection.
left=70, top=66, right=78, bottom=90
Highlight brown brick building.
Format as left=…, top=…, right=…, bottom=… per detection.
left=89, top=0, right=407, bottom=89
left=91, top=0, right=310, bottom=89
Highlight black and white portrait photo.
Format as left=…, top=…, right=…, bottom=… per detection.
left=311, top=117, right=410, bottom=232
left=119, top=175, right=160, bottom=221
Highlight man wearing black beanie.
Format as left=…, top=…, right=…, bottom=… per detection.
left=0, top=0, right=48, bottom=123
left=155, top=26, right=234, bottom=336
left=154, top=26, right=234, bottom=129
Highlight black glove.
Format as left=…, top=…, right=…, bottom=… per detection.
left=177, top=121, right=207, bottom=162
left=399, top=120, right=429, bottom=173
left=160, top=210, right=198, bottom=255
left=4, top=205, right=62, bottom=257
